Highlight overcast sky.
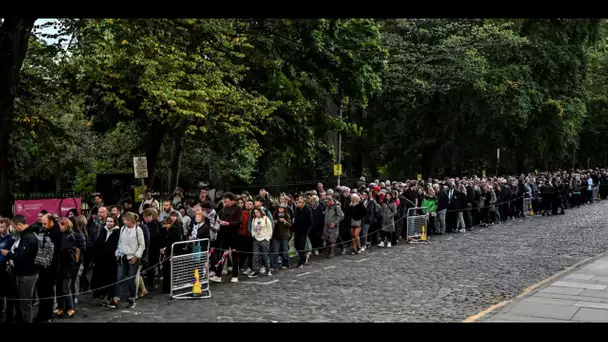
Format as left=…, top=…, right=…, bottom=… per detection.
left=35, top=18, right=65, bottom=45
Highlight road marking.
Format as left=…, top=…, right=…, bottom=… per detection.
left=296, top=272, right=312, bottom=277
left=324, top=266, right=336, bottom=270
left=121, top=310, right=141, bottom=315
left=244, top=279, right=279, bottom=285
left=383, top=252, right=388, bottom=255
left=446, top=237, right=453, bottom=241
left=355, top=258, right=369, bottom=263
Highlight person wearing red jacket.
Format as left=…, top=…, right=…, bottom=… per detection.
left=239, top=199, right=254, bottom=277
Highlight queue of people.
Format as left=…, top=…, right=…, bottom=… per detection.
left=0, top=168, right=606, bottom=323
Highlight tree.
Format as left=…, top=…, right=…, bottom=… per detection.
left=0, top=18, right=37, bottom=216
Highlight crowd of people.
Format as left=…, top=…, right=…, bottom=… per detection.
left=0, top=169, right=607, bottom=323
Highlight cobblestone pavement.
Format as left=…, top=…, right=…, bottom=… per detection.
left=64, top=201, right=608, bottom=322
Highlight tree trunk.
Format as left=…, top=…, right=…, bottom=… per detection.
left=167, top=120, right=187, bottom=193
left=143, top=122, right=166, bottom=191
left=0, top=18, right=37, bottom=217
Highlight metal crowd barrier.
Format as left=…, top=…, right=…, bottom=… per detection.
left=522, top=197, right=533, bottom=217
left=406, top=207, right=430, bottom=243
left=170, top=238, right=211, bottom=299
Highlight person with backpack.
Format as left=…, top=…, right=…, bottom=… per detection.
left=55, top=218, right=84, bottom=318
left=323, top=194, right=345, bottom=258
left=35, top=214, right=61, bottom=323
left=107, top=212, right=145, bottom=309
left=1, top=215, right=39, bottom=323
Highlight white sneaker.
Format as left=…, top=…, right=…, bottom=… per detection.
left=377, top=242, right=384, bottom=248
left=221, top=268, right=228, bottom=275
left=386, top=242, right=392, bottom=248
left=267, top=271, right=273, bottom=277
left=227, top=266, right=233, bottom=272
left=259, top=266, right=267, bottom=275
left=209, top=275, right=222, bottom=283
left=230, top=277, right=239, bottom=283
left=242, top=268, right=252, bottom=275
left=361, top=247, right=366, bottom=252
left=313, top=250, right=319, bottom=256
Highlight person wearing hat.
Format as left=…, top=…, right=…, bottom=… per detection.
left=271, top=203, right=292, bottom=270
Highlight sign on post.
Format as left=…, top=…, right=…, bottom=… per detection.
left=133, top=156, right=148, bottom=179
left=417, top=174, right=422, bottom=181
left=333, top=164, right=342, bottom=177
left=482, top=169, right=487, bottom=177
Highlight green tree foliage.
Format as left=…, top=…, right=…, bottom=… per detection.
left=3, top=18, right=608, bottom=206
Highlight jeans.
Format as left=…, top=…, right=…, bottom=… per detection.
left=271, top=238, right=289, bottom=269
left=252, top=239, right=271, bottom=273
left=436, top=209, right=447, bottom=234
left=57, top=277, right=74, bottom=312
left=16, top=274, right=38, bottom=323
left=114, top=257, right=139, bottom=301
left=361, top=223, right=370, bottom=247
left=457, top=212, right=465, bottom=230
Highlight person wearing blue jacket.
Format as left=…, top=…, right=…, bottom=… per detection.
left=0, top=218, right=16, bottom=323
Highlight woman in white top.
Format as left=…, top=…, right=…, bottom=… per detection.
left=249, top=207, right=273, bottom=278
left=108, top=212, right=145, bottom=309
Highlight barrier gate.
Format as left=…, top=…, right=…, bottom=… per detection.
left=522, top=197, right=533, bottom=217
left=170, top=238, right=211, bottom=299
left=406, top=207, right=430, bottom=243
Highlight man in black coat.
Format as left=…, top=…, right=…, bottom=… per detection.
left=1, top=215, right=39, bottom=323
left=445, top=179, right=459, bottom=233
left=292, top=197, right=312, bottom=268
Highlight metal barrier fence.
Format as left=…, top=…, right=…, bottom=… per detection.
left=406, top=207, right=430, bottom=243
left=592, top=186, right=599, bottom=202
left=522, top=197, right=533, bottom=217
left=170, top=238, right=211, bottom=299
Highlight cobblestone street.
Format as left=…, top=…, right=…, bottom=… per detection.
left=67, top=201, right=608, bottom=322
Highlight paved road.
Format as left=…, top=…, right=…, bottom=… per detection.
left=65, top=201, right=608, bottom=322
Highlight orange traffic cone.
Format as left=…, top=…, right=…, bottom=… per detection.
left=192, top=269, right=201, bottom=297
left=420, top=225, right=427, bottom=241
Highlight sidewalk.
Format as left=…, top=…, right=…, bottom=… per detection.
left=485, top=253, right=608, bottom=322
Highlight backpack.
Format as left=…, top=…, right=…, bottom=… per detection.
left=68, top=233, right=81, bottom=263
left=34, top=233, right=55, bottom=268
left=373, top=202, right=382, bottom=223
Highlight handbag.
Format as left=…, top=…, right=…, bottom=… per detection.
left=288, top=237, right=297, bottom=258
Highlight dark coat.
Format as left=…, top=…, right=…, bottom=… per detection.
left=57, top=232, right=85, bottom=279
left=293, top=204, right=313, bottom=235
left=345, top=203, right=367, bottom=225
left=7, top=225, right=39, bottom=276
left=90, top=226, right=120, bottom=292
